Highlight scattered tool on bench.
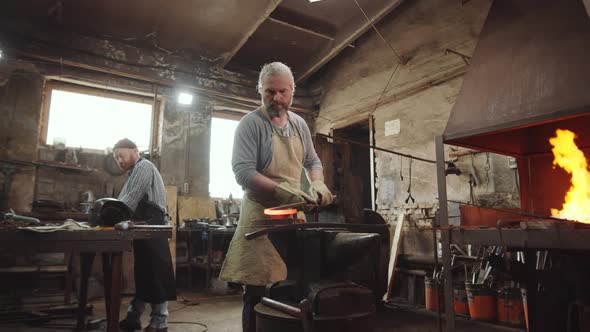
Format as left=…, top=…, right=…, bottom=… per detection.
left=114, top=221, right=172, bottom=231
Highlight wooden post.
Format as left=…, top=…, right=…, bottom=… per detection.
left=385, top=213, right=405, bottom=300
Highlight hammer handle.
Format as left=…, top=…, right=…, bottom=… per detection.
left=261, top=297, right=301, bottom=318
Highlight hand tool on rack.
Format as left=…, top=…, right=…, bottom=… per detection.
left=405, top=159, right=415, bottom=204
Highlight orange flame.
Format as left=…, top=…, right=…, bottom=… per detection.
left=549, top=129, right=590, bottom=223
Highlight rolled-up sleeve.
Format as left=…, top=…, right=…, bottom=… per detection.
left=118, top=162, right=152, bottom=212
left=232, top=117, right=259, bottom=188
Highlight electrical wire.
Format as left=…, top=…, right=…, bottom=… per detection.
left=369, top=62, right=400, bottom=116
left=352, top=0, right=403, bottom=63
left=351, top=0, right=404, bottom=117
left=168, top=321, right=208, bottom=331
left=167, top=294, right=249, bottom=331
left=317, top=61, right=466, bottom=124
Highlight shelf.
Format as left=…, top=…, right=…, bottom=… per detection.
left=0, top=158, right=97, bottom=173
left=450, top=228, right=590, bottom=249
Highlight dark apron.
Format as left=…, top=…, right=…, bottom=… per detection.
left=128, top=169, right=176, bottom=303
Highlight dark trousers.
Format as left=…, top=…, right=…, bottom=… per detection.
left=243, top=285, right=266, bottom=332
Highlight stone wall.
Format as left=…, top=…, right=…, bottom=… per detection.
left=312, top=0, right=519, bottom=256
left=0, top=73, right=43, bottom=212
left=0, top=65, right=214, bottom=212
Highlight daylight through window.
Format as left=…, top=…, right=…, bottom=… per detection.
left=46, top=89, right=153, bottom=151
left=209, top=117, right=244, bottom=199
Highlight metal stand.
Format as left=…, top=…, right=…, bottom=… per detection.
left=435, top=135, right=456, bottom=331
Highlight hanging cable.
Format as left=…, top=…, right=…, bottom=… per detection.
left=352, top=0, right=405, bottom=117
left=352, top=0, right=403, bottom=63
left=368, top=62, right=400, bottom=115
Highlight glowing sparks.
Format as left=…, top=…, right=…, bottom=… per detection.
left=549, top=129, right=590, bottom=224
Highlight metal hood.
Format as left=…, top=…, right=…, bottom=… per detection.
left=443, top=0, right=590, bottom=156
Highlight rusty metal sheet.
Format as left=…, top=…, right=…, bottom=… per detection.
left=460, top=205, right=522, bottom=227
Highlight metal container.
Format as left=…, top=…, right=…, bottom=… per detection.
left=454, top=287, right=469, bottom=316
left=425, top=277, right=444, bottom=312
left=497, top=287, right=525, bottom=327
left=465, top=282, right=497, bottom=322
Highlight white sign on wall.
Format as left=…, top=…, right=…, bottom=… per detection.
left=384, top=119, right=401, bottom=136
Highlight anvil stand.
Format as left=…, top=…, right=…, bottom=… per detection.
left=247, top=222, right=380, bottom=332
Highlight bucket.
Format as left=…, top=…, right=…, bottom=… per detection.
left=497, top=288, right=525, bottom=327
left=465, top=282, right=497, bottom=321
left=521, top=288, right=529, bottom=331
left=454, top=287, right=469, bottom=316
left=425, top=277, right=443, bottom=312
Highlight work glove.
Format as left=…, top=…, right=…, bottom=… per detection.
left=273, top=182, right=316, bottom=206
left=310, top=180, right=334, bottom=207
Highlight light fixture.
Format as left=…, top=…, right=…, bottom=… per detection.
left=308, top=0, right=323, bottom=2
left=178, top=92, right=193, bottom=105
left=0, top=49, right=3, bottom=60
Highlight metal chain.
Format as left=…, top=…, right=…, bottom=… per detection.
left=399, top=155, right=404, bottom=181
left=405, top=158, right=415, bottom=204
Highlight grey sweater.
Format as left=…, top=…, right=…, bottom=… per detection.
left=232, top=108, right=323, bottom=188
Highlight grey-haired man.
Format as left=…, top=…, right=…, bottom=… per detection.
left=220, top=62, right=333, bottom=331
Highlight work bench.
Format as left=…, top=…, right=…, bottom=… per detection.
left=0, top=228, right=172, bottom=332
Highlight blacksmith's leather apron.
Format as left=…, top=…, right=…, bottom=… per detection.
left=128, top=159, right=176, bottom=303
left=220, top=111, right=304, bottom=286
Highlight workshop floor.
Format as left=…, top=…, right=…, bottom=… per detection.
left=4, top=291, right=519, bottom=332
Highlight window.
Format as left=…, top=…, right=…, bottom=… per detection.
left=209, top=117, right=244, bottom=199
left=42, top=83, right=154, bottom=151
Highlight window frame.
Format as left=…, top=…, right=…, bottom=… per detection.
left=39, top=81, right=162, bottom=153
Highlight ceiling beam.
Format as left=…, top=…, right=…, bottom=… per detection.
left=220, top=0, right=283, bottom=68
left=295, top=0, right=403, bottom=83
left=268, top=17, right=355, bottom=48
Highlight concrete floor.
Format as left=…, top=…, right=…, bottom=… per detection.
left=3, top=292, right=521, bottom=332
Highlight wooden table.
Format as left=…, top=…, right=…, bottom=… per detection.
left=0, top=228, right=171, bottom=332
